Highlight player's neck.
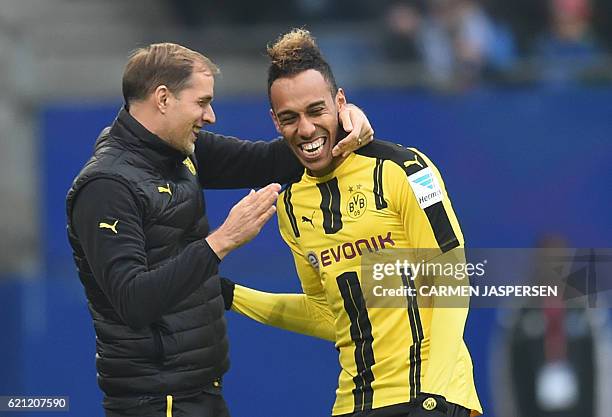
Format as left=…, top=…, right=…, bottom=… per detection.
left=308, top=154, right=349, bottom=177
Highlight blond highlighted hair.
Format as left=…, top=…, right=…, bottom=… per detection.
left=266, top=28, right=337, bottom=100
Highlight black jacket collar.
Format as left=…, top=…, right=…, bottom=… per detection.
left=108, top=106, right=187, bottom=169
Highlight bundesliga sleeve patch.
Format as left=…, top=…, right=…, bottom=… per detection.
left=408, top=167, right=444, bottom=209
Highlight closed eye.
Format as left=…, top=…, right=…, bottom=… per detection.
left=279, top=115, right=298, bottom=125
left=197, top=95, right=213, bottom=107
left=308, top=107, right=325, bottom=116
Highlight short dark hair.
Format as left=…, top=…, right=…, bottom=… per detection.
left=267, top=28, right=338, bottom=102
left=122, top=42, right=219, bottom=105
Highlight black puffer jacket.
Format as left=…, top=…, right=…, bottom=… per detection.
left=66, top=108, right=300, bottom=409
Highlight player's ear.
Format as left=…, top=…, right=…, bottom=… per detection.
left=335, top=88, right=346, bottom=111
left=154, top=85, right=171, bottom=114
left=270, top=109, right=281, bottom=134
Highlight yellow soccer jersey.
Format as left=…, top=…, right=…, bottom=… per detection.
left=234, top=141, right=482, bottom=416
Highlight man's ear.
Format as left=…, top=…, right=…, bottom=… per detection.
left=335, top=88, right=347, bottom=111
left=154, top=85, right=171, bottom=114
left=270, top=109, right=281, bottom=134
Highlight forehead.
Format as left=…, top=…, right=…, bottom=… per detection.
left=180, top=69, right=214, bottom=97
left=270, top=69, right=333, bottom=111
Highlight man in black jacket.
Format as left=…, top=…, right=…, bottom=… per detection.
left=66, top=42, right=372, bottom=417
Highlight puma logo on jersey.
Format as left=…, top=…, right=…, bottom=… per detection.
left=301, top=211, right=315, bottom=228
left=99, top=220, right=119, bottom=234
left=403, top=155, right=423, bottom=170
left=157, top=183, right=172, bottom=195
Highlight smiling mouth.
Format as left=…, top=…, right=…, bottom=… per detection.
left=299, top=137, right=326, bottom=158
left=192, top=126, right=202, bottom=138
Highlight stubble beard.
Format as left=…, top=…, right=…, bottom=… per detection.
left=184, top=141, right=195, bottom=155
left=166, top=132, right=195, bottom=156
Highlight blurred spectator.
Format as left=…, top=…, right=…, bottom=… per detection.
left=381, top=0, right=423, bottom=62
left=381, top=0, right=516, bottom=89
left=492, top=236, right=612, bottom=417
left=534, top=0, right=605, bottom=86
left=165, top=0, right=612, bottom=89
left=422, top=0, right=516, bottom=88
left=487, top=0, right=549, bottom=56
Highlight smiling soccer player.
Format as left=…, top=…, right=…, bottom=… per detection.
left=222, top=29, right=482, bottom=417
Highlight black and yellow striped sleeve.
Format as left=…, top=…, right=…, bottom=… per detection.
left=385, top=148, right=464, bottom=258
left=385, top=148, right=469, bottom=395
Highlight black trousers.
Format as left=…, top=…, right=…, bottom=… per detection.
left=104, top=391, right=230, bottom=417
left=335, top=402, right=470, bottom=417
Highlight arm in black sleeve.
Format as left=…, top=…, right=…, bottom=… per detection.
left=71, top=178, right=220, bottom=330
left=194, top=131, right=302, bottom=189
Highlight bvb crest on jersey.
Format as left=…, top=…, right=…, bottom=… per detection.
left=347, top=190, right=367, bottom=219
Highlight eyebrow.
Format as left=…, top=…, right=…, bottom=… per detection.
left=307, top=100, right=326, bottom=109
left=276, top=100, right=326, bottom=117
left=198, top=95, right=213, bottom=102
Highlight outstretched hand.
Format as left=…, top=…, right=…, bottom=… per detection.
left=206, top=183, right=281, bottom=260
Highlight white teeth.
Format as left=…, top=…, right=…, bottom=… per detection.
left=301, top=137, right=325, bottom=152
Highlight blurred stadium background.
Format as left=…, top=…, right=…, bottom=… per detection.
left=1, top=0, right=611, bottom=416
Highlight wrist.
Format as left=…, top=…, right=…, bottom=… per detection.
left=205, top=231, right=234, bottom=260
left=220, top=277, right=235, bottom=310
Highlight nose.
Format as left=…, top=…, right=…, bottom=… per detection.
left=297, top=115, right=315, bottom=139
left=202, top=104, right=216, bottom=125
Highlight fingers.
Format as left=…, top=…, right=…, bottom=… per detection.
left=333, top=107, right=358, bottom=157
left=249, top=183, right=280, bottom=224
left=360, top=124, right=374, bottom=140
left=210, top=184, right=282, bottom=259
left=338, top=108, right=354, bottom=133
left=238, top=186, right=279, bottom=239
left=332, top=129, right=374, bottom=158
left=347, top=127, right=374, bottom=157
left=238, top=189, right=257, bottom=207
left=333, top=105, right=374, bottom=157
left=240, top=183, right=280, bottom=208
left=342, top=125, right=374, bottom=158
left=332, top=132, right=355, bottom=157
left=257, top=183, right=282, bottom=194
left=252, top=183, right=280, bottom=209
left=254, top=205, right=277, bottom=229
left=235, top=183, right=280, bottom=232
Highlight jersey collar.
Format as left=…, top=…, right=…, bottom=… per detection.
left=302, top=152, right=357, bottom=184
